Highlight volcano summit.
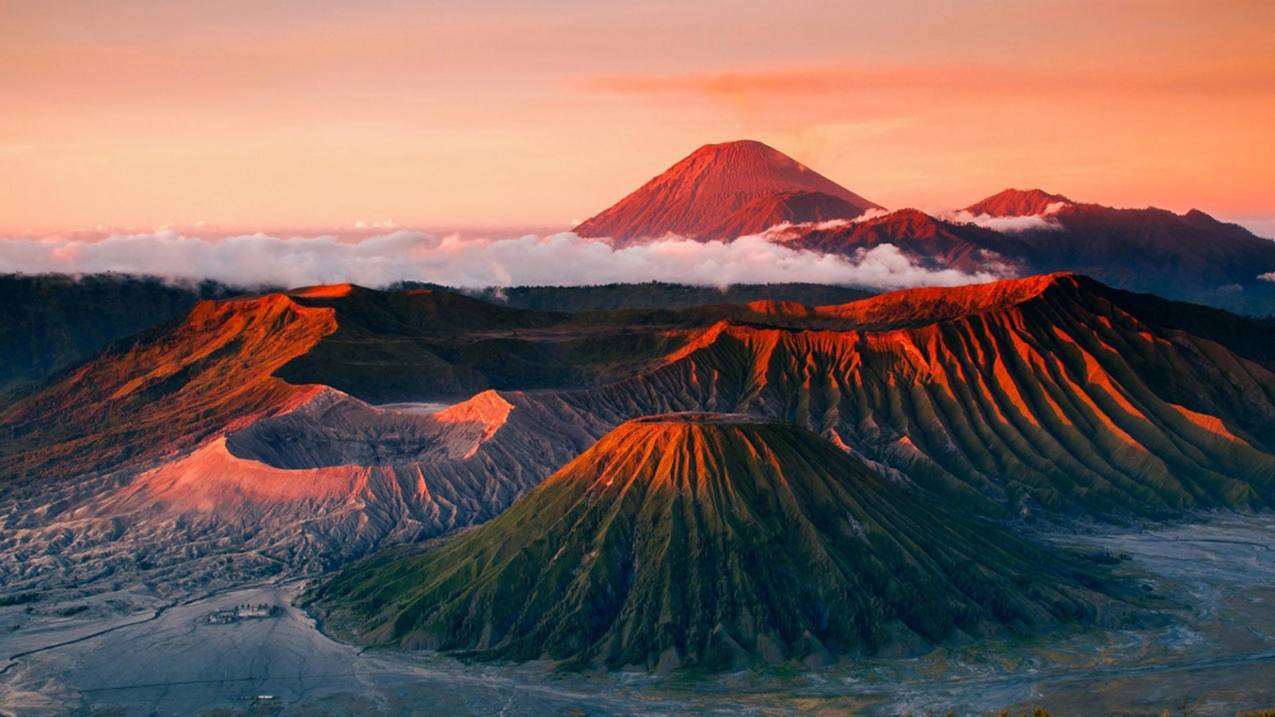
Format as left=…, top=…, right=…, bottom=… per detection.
left=573, top=140, right=881, bottom=244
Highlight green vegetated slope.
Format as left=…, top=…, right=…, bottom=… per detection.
left=0, top=273, right=238, bottom=393
left=445, top=281, right=874, bottom=312
left=309, top=414, right=1128, bottom=671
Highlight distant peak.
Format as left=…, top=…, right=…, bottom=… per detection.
left=574, top=140, right=880, bottom=242
left=1183, top=208, right=1220, bottom=223
left=965, top=188, right=1072, bottom=217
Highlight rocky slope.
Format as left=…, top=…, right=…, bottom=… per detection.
left=573, top=139, right=1275, bottom=315
left=573, top=140, right=880, bottom=243
left=0, top=387, right=599, bottom=597
left=539, top=274, right=1275, bottom=517
left=308, top=414, right=1126, bottom=671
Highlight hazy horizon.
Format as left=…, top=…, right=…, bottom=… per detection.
left=3, top=1, right=1272, bottom=233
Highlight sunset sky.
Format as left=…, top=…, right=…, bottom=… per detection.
left=3, top=0, right=1273, bottom=235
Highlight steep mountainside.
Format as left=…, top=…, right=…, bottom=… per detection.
left=540, top=274, right=1275, bottom=517
left=0, top=293, right=337, bottom=490
left=1, top=273, right=872, bottom=402
left=0, top=273, right=238, bottom=393
left=309, top=415, right=1124, bottom=671
left=573, top=137, right=1275, bottom=315
left=574, top=140, right=880, bottom=243
left=700, top=190, right=872, bottom=238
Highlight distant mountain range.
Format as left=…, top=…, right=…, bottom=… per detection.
left=960, top=189, right=1275, bottom=312
left=574, top=140, right=1275, bottom=315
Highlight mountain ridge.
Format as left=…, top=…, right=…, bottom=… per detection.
left=964, top=188, right=1071, bottom=217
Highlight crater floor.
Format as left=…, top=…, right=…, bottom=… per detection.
left=2, top=514, right=1274, bottom=715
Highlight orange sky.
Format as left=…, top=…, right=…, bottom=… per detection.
left=2, top=0, right=1273, bottom=234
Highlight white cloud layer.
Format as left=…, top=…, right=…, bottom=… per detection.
left=942, top=201, right=1069, bottom=233
left=0, top=230, right=1010, bottom=291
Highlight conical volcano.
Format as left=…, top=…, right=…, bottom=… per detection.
left=309, top=413, right=1118, bottom=671
left=574, top=140, right=881, bottom=244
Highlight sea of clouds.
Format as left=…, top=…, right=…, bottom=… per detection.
left=0, top=229, right=1010, bottom=291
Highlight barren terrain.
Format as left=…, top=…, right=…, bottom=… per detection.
left=3, top=514, right=1273, bottom=716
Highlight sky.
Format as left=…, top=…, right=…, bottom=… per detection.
left=2, top=0, right=1273, bottom=235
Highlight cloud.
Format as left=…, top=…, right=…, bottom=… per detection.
left=1259, top=272, right=1275, bottom=283
left=941, top=202, right=1068, bottom=233
left=758, top=208, right=896, bottom=240
left=0, top=230, right=1009, bottom=292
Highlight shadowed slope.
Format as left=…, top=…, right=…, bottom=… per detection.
left=450, top=281, right=874, bottom=313
left=574, top=140, right=880, bottom=243
left=962, top=190, right=1275, bottom=315
left=0, top=274, right=240, bottom=393
left=309, top=415, right=1123, bottom=671
left=0, top=293, right=337, bottom=489
left=701, top=190, right=870, bottom=238
left=783, top=209, right=1028, bottom=273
